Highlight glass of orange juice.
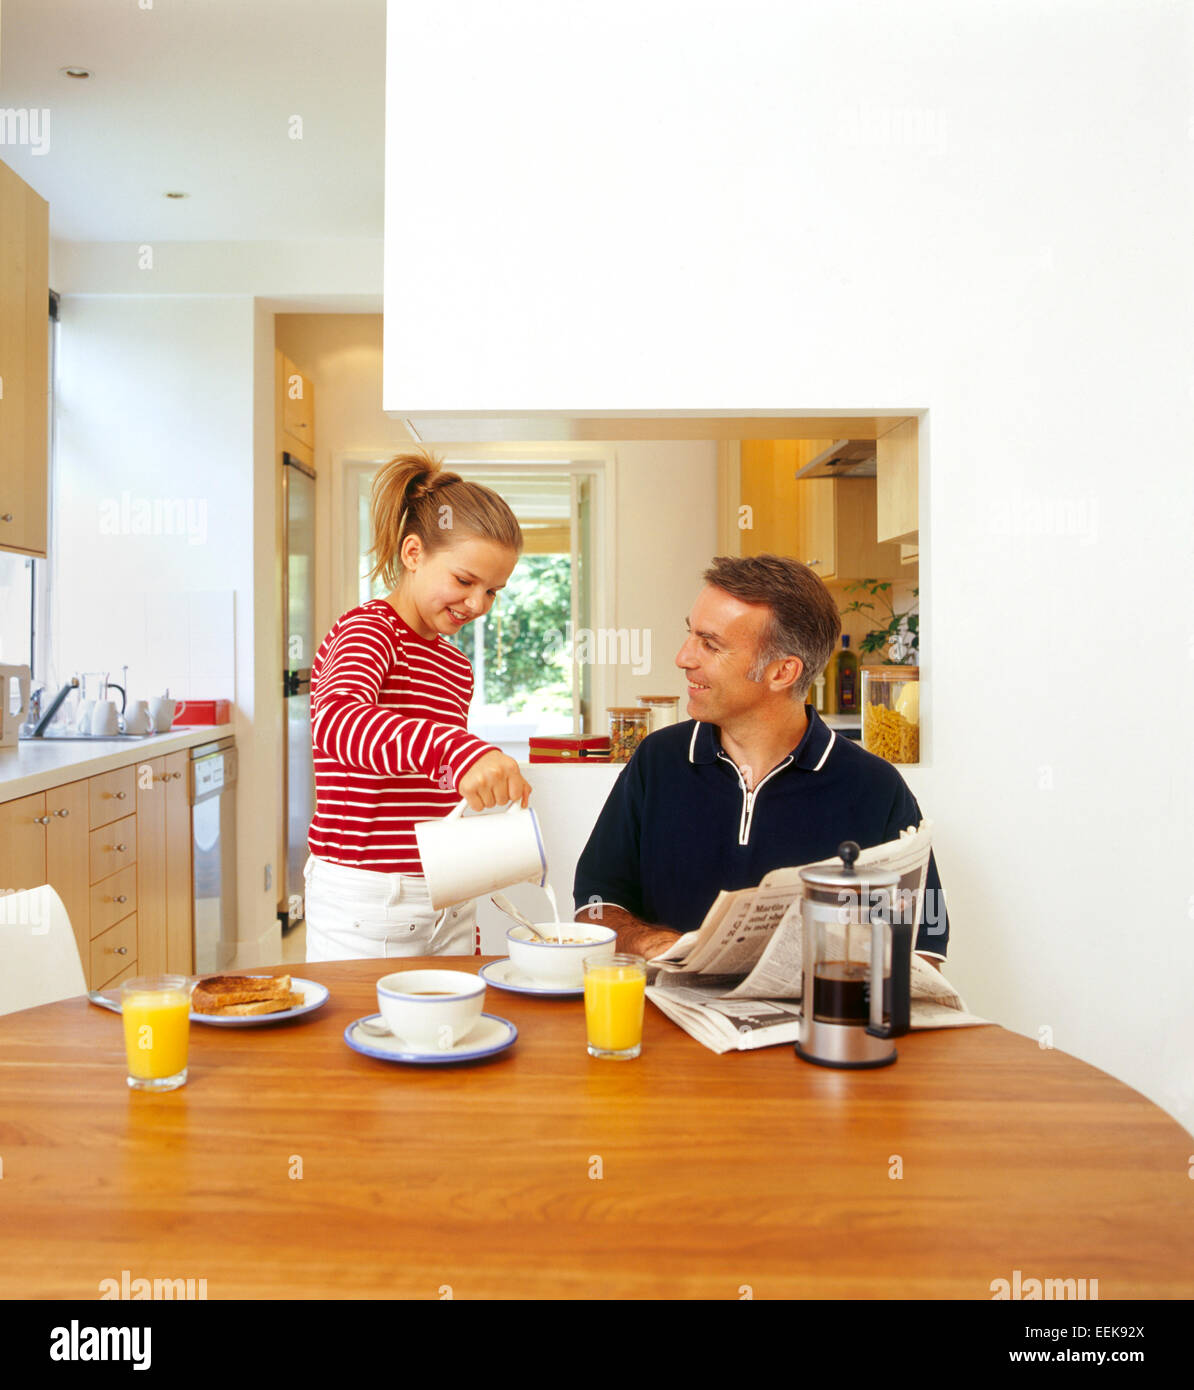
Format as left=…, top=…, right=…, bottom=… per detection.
left=583, top=953, right=647, bottom=1059
left=121, top=976, right=193, bottom=1091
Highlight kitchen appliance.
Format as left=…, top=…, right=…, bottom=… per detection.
left=191, top=737, right=238, bottom=974
left=279, top=451, right=316, bottom=932
left=795, top=840, right=911, bottom=1069
left=793, top=439, right=877, bottom=479
left=0, top=664, right=31, bottom=747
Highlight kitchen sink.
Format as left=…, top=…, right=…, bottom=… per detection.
left=20, top=732, right=159, bottom=742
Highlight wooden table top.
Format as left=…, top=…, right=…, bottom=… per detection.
left=1, top=957, right=1191, bottom=1300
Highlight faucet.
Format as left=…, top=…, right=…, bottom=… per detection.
left=29, top=676, right=79, bottom=737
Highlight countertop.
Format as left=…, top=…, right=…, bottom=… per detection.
left=0, top=723, right=235, bottom=804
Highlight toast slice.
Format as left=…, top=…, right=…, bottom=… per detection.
left=192, top=974, right=293, bottom=1015
left=208, top=995, right=296, bottom=1016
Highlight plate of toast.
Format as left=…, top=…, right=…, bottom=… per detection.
left=190, top=974, right=329, bottom=1026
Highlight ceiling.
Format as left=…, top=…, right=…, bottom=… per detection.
left=0, top=0, right=385, bottom=242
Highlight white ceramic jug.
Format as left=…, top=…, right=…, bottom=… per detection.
left=414, top=799, right=546, bottom=909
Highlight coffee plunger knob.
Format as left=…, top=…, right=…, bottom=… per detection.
left=838, top=840, right=860, bottom=871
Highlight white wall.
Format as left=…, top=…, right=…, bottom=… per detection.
left=607, top=441, right=717, bottom=707
left=53, top=295, right=280, bottom=963
left=275, top=316, right=719, bottom=708
left=384, top=2, right=1194, bottom=1133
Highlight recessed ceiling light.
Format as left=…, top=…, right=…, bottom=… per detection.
left=60, top=66, right=92, bottom=79
left=164, top=192, right=189, bottom=200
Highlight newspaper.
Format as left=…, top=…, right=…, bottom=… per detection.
left=645, top=821, right=991, bottom=1053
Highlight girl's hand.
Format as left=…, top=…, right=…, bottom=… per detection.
left=458, top=750, right=533, bottom=811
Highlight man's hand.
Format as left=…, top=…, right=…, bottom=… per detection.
left=575, top=903, right=680, bottom=960
left=458, top=750, right=532, bottom=811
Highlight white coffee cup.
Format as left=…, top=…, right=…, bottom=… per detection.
left=376, top=970, right=486, bottom=1050
left=122, top=700, right=151, bottom=735
left=414, top=799, right=546, bottom=909
left=90, top=700, right=120, bottom=736
left=149, top=696, right=177, bottom=732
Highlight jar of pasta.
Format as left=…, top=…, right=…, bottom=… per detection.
left=861, top=666, right=920, bottom=764
left=637, top=695, right=679, bottom=732
left=607, top=707, right=651, bottom=762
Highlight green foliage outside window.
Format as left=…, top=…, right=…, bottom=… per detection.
left=451, top=553, right=572, bottom=715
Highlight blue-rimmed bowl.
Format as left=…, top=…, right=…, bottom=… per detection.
left=376, top=970, right=486, bottom=1048
left=506, top=924, right=616, bottom=988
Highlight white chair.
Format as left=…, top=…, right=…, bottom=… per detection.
left=0, top=885, right=87, bottom=1016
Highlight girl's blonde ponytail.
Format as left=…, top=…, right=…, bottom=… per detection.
left=368, top=448, right=523, bottom=591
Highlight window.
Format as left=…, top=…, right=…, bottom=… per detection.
left=346, top=457, right=606, bottom=755
left=1, top=292, right=55, bottom=693
left=0, top=552, right=34, bottom=671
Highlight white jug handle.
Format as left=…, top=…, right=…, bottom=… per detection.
left=447, top=799, right=469, bottom=820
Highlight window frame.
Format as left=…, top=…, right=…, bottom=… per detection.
left=337, top=445, right=618, bottom=737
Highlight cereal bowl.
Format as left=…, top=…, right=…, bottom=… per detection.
left=506, top=924, right=617, bottom=988
left=376, top=969, right=486, bottom=1050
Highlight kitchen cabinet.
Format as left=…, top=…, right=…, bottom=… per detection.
left=136, top=751, right=193, bottom=977
left=44, top=781, right=91, bottom=972
left=1, top=781, right=92, bottom=979
left=1, top=752, right=197, bottom=990
left=280, top=354, right=315, bottom=455
left=876, top=418, right=918, bottom=544
left=0, top=158, right=50, bottom=558
left=739, top=440, right=904, bottom=580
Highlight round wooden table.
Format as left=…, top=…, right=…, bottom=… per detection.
left=1, top=958, right=1191, bottom=1300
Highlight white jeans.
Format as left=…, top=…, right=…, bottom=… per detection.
left=303, top=855, right=477, bottom=962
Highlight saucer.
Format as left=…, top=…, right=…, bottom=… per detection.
left=343, top=1012, right=517, bottom=1064
left=478, top=958, right=583, bottom=998
left=190, top=978, right=329, bottom=1027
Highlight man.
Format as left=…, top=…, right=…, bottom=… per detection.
left=573, top=554, right=948, bottom=967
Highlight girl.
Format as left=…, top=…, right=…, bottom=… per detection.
left=304, top=449, right=532, bottom=962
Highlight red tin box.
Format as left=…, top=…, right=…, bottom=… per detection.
left=173, top=699, right=232, bottom=727
left=528, top=736, right=612, bottom=764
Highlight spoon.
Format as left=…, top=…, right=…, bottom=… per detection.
left=358, top=1017, right=393, bottom=1037
left=490, top=894, right=551, bottom=941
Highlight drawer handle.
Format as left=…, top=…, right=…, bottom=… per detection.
left=112, top=895, right=128, bottom=904
left=171, top=771, right=183, bottom=780
left=111, top=791, right=127, bottom=800
left=805, top=558, right=822, bottom=566
left=34, top=815, right=50, bottom=825
left=114, top=946, right=128, bottom=955
left=113, top=843, right=127, bottom=853
left=0, top=513, right=12, bottom=523
left=53, top=808, right=70, bottom=817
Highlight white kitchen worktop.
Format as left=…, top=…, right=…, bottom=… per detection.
left=0, top=724, right=235, bottom=804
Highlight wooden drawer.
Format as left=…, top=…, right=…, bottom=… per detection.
left=89, top=814, right=137, bottom=885
left=96, top=958, right=139, bottom=993
left=89, top=864, right=137, bottom=939
left=89, top=766, right=136, bottom=829
left=91, top=915, right=137, bottom=990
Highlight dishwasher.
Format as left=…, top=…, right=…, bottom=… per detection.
left=191, top=737, right=238, bottom=974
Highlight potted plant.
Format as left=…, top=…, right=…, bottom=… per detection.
left=840, top=581, right=919, bottom=664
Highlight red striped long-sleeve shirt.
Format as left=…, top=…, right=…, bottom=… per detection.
left=307, top=598, right=496, bottom=872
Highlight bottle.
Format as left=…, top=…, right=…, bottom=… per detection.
left=821, top=649, right=839, bottom=714
left=836, top=635, right=859, bottom=714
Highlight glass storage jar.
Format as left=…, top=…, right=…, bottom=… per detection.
left=607, top=707, right=651, bottom=762
left=637, top=695, right=680, bottom=732
left=861, top=666, right=920, bottom=764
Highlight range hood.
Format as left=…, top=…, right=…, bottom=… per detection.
left=793, top=439, right=877, bottom=479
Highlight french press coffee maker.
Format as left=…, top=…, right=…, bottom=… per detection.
left=795, top=840, right=912, bottom=1069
